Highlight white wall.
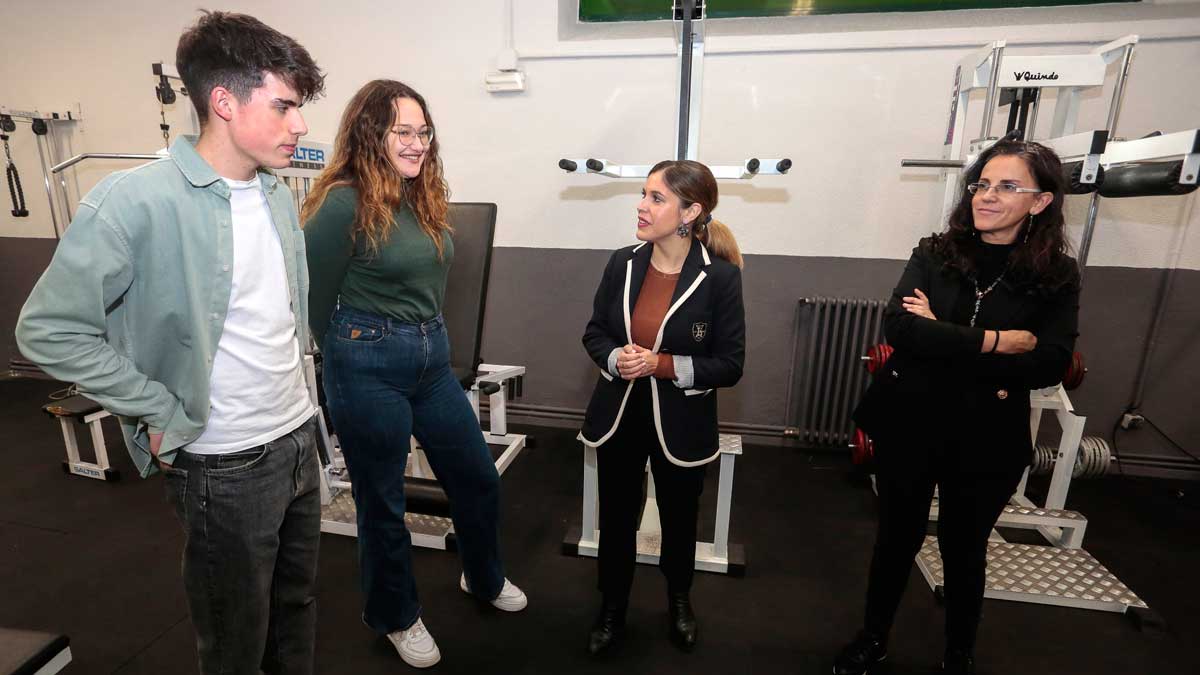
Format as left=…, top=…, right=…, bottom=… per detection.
left=1, top=0, right=1197, bottom=269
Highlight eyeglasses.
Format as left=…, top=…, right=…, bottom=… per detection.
left=390, top=125, right=434, bottom=147
left=967, top=182, right=1042, bottom=196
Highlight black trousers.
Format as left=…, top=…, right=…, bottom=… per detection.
left=863, top=432, right=1025, bottom=651
left=596, top=378, right=708, bottom=601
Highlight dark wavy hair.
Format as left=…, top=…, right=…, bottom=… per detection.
left=931, top=138, right=1077, bottom=292
left=177, top=10, right=325, bottom=126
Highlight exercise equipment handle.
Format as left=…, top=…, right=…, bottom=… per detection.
left=51, top=153, right=162, bottom=174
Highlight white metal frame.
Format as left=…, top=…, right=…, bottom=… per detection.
left=0, top=105, right=81, bottom=238
left=924, top=385, right=1086, bottom=548
left=1019, top=386, right=1085, bottom=511
left=470, top=364, right=529, bottom=474
left=1010, top=385, right=1088, bottom=548
left=572, top=433, right=743, bottom=575
left=52, top=406, right=117, bottom=482
left=908, top=35, right=1139, bottom=229
left=31, top=646, right=72, bottom=675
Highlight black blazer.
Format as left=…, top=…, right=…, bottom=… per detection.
left=580, top=239, right=745, bottom=466
left=853, top=238, right=1080, bottom=474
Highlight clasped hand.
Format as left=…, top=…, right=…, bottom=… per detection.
left=616, top=344, right=659, bottom=380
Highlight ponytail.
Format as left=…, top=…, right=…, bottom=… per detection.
left=698, top=217, right=743, bottom=269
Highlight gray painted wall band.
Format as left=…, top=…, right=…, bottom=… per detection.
left=3, top=238, right=1195, bottom=476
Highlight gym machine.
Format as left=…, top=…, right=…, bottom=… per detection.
left=0, top=105, right=82, bottom=238
left=901, top=35, right=1197, bottom=273
left=2, top=114, right=29, bottom=219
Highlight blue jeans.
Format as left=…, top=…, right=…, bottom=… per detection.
left=322, top=305, right=506, bottom=633
left=164, top=415, right=321, bottom=675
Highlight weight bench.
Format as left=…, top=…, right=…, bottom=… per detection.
left=42, top=394, right=119, bottom=481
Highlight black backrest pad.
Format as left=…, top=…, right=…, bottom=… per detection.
left=443, top=203, right=497, bottom=383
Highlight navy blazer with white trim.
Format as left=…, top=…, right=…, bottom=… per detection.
left=580, top=239, right=745, bottom=466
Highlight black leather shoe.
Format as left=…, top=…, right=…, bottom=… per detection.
left=941, top=648, right=975, bottom=675
left=587, top=601, right=626, bottom=656
left=832, top=629, right=888, bottom=675
left=667, top=591, right=698, bottom=652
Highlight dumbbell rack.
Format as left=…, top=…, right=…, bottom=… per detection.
left=913, top=384, right=1150, bottom=617
left=304, top=356, right=528, bottom=550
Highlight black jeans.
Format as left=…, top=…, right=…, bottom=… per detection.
left=164, top=415, right=321, bottom=675
left=596, top=378, right=707, bottom=601
left=862, top=432, right=1024, bottom=651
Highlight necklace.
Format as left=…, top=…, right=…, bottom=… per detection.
left=651, top=261, right=683, bottom=276
left=970, top=266, right=1009, bottom=327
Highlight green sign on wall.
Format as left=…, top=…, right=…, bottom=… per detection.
left=580, top=0, right=1138, bottom=22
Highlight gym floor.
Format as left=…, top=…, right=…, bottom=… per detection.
left=1, top=376, right=1196, bottom=675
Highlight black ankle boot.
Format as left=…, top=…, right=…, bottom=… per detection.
left=942, top=648, right=975, bottom=675
left=587, top=600, right=626, bottom=656
left=667, top=591, right=698, bottom=652
left=832, top=629, right=888, bottom=675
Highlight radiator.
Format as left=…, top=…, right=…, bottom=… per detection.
left=786, top=297, right=888, bottom=447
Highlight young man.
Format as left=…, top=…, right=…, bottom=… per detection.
left=16, top=11, right=325, bottom=675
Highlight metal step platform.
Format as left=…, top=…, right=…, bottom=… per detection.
left=319, top=439, right=517, bottom=548
left=915, top=536, right=1148, bottom=614
left=930, top=498, right=1088, bottom=548
left=321, top=489, right=457, bottom=550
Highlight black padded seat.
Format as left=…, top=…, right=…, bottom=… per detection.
left=41, top=394, right=101, bottom=419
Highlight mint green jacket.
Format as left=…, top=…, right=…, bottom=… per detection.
left=15, top=136, right=310, bottom=477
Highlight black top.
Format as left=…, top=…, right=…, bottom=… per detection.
left=853, top=237, right=1081, bottom=474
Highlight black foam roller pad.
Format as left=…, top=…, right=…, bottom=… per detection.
left=1098, top=161, right=1198, bottom=198
left=405, top=477, right=451, bottom=517
left=1062, top=162, right=1104, bottom=194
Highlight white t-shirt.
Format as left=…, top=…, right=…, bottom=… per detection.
left=187, top=176, right=315, bottom=454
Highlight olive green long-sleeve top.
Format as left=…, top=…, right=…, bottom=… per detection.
left=304, top=185, right=453, bottom=349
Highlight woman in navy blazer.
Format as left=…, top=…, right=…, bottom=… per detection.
left=580, top=160, right=745, bottom=655
left=837, top=139, right=1080, bottom=675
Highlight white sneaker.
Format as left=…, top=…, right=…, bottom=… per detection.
left=386, top=618, right=441, bottom=668
left=460, top=573, right=528, bottom=612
